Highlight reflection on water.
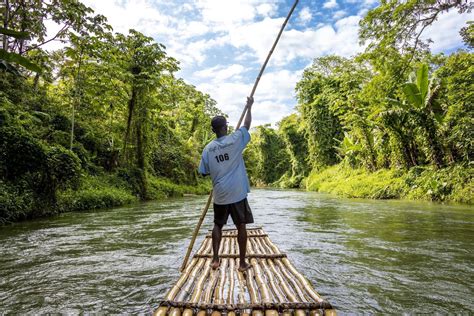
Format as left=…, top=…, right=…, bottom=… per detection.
left=0, top=189, right=473, bottom=314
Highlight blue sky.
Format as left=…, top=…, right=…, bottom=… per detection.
left=61, top=0, right=472, bottom=127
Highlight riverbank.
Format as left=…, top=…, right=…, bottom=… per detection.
left=304, top=164, right=473, bottom=204
left=0, top=174, right=211, bottom=224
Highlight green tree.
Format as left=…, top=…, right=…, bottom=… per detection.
left=277, top=114, right=309, bottom=186
left=245, top=125, right=290, bottom=185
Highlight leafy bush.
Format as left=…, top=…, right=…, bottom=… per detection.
left=305, top=163, right=473, bottom=203
left=58, top=187, right=137, bottom=212
left=46, top=146, right=81, bottom=190
left=0, top=181, right=35, bottom=223
left=0, top=126, right=46, bottom=181
left=146, top=176, right=211, bottom=200
left=57, top=174, right=137, bottom=212
left=306, top=165, right=407, bottom=199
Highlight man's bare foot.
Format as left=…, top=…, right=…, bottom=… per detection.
left=238, top=262, right=251, bottom=272
left=211, top=259, right=220, bottom=270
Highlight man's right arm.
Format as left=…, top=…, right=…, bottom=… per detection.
left=243, top=96, right=254, bottom=130
left=198, top=150, right=210, bottom=176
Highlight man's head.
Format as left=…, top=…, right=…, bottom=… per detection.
left=211, top=115, right=228, bottom=136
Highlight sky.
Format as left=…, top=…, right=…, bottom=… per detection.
left=62, top=0, right=472, bottom=127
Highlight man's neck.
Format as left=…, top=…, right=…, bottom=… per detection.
left=216, top=131, right=227, bottom=138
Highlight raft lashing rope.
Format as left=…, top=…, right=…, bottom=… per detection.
left=155, top=228, right=336, bottom=316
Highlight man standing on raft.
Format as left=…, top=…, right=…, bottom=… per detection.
left=199, top=96, right=254, bottom=272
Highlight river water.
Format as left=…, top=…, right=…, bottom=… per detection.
left=0, top=189, right=473, bottom=314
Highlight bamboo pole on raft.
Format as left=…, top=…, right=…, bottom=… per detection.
left=179, top=0, right=299, bottom=272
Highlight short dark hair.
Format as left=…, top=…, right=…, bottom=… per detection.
left=211, top=116, right=227, bottom=130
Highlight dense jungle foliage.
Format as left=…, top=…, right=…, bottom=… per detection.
left=0, top=1, right=218, bottom=223
left=244, top=1, right=473, bottom=204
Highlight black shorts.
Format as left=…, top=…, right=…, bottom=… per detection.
left=213, top=198, right=254, bottom=226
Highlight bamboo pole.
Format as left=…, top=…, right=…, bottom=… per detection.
left=249, top=238, right=260, bottom=255
left=179, top=0, right=299, bottom=272
left=175, top=258, right=206, bottom=302
left=255, top=237, right=272, bottom=255
left=168, top=307, right=182, bottom=316
left=190, top=259, right=212, bottom=299
left=252, top=259, right=271, bottom=303
left=227, top=241, right=236, bottom=304
left=277, top=260, right=306, bottom=316
left=245, top=267, right=263, bottom=316
left=310, top=310, right=323, bottom=316
left=228, top=257, right=236, bottom=304
left=203, top=261, right=220, bottom=303
left=180, top=193, right=213, bottom=272
left=275, top=259, right=309, bottom=302
left=197, top=236, right=211, bottom=254
left=267, top=259, right=297, bottom=302
left=282, top=258, right=324, bottom=303
left=246, top=241, right=263, bottom=316
left=262, top=236, right=281, bottom=254
left=166, top=258, right=200, bottom=301
left=215, top=258, right=228, bottom=303
left=325, top=309, right=337, bottom=316
left=260, top=259, right=286, bottom=303
left=236, top=258, right=248, bottom=307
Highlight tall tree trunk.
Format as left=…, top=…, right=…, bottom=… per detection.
left=123, top=87, right=137, bottom=163
left=33, top=72, right=40, bottom=90
left=361, top=127, right=377, bottom=170
left=421, top=112, right=444, bottom=168
left=3, top=0, right=9, bottom=51
left=135, top=104, right=147, bottom=200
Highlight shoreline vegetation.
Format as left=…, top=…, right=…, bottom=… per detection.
left=304, top=164, right=472, bottom=204
left=1, top=172, right=211, bottom=224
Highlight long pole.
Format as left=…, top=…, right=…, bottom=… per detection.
left=180, top=0, right=299, bottom=272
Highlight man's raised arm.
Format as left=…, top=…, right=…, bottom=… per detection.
left=243, top=97, right=254, bottom=130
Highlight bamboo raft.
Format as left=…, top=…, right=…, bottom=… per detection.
left=154, top=227, right=336, bottom=316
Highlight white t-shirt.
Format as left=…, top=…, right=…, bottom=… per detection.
left=199, top=127, right=251, bottom=204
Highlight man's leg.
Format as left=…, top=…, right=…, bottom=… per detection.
left=211, top=223, right=223, bottom=269
left=237, top=223, right=251, bottom=271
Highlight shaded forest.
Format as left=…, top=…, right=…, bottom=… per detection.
left=0, top=1, right=219, bottom=223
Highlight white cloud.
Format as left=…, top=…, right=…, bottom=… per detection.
left=194, top=64, right=247, bottom=81
left=256, top=3, right=278, bottom=17
left=251, top=100, right=295, bottom=127
left=346, top=0, right=378, bottom=6
left=298, top=7, right=312, bottom=24
left=323, top=0, right=338, bottom=9
left=197, top=81, right=252, bottom=120
left=196, top=0, right=257, bottom=27
left=421, top=10, right=472, bottom=52
left=333, top=10, right=347, bottom=19
left=81, top=0, right=173, bottom=35
left=263, top=15, right=364, bottom=66
left=196, top=68, right=302, bottom=127
left=254, top=69, right=302, bottom=103
left=226, top=17, right=286, bottom=63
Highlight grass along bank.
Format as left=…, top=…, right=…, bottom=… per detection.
left=305, top=164, right=473, bottom=204
left=1, top=174, right=211, bottom=224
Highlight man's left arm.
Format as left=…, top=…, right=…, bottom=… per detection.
left=243, top=97, right=254, bottom=130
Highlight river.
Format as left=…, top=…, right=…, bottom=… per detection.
left=0, top=189, right=473, bottom=314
